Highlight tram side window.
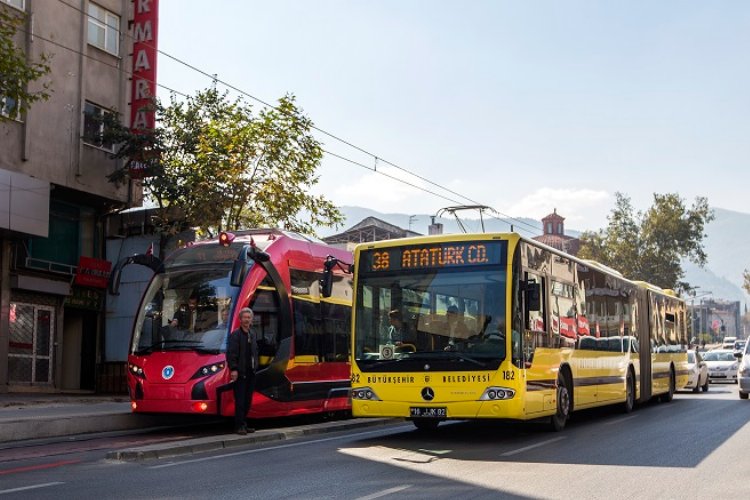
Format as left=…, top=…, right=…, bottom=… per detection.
left=293, top=298, right=323, bottom=360
left=250, top=289, right=281, bottom=364
left=322, top=302, right=351, bottom=361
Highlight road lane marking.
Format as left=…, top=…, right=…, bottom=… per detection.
left=603, top=415, right=638, bottom=426
left=149, top=425, right=412, bottom=469
left=0, top=482, right=64, bottom=495
left=354, top=485, right=412, bottom=500
left=0, top=459, right=80, bottom=476
left=500, top=436, right=566, bottom=457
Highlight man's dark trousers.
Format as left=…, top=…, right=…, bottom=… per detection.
left=234, top=373, right=256, bottom=429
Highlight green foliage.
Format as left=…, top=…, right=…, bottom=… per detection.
left=106, top=86, right=343, bottom=238
left=0, top=7, right=52, bottom=120
left=743, top=269, right=750, bottom=295
left=578, top=192, right=714, bottom=292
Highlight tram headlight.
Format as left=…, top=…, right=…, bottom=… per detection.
left=128, top=363, right=146, bottom=379
left=190, top=362, right=226, bottom=379
left=351, top=387, right=380, bottom=401
left=479, top=386, right=515, bottom=401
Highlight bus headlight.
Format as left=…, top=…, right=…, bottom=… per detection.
left=479, top=386, right=515, bottom=401
left=351, top=387, right=381, bottom=401
left=190, top=362, right=225, bottom=379
left=128, top=363, right=146, bottom=379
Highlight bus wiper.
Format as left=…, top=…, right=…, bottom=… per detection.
left=405, top=351, right=487, bottom=367
left=135, top=339, right=203, bottom=354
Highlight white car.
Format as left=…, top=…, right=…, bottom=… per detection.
left=684, top=350, right=709, bottom=392
left=703, top=349, right=739, bottom=384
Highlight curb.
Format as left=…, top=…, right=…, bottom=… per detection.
left=107, top=417, right=398, bottom=461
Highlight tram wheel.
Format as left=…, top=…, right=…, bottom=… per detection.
left=659, top=369, right=675, bottom=403
left=551, top=373, right=570, bottom=432
left=412, top=418, right=440, bottom=431
left=623, top=371, right=635, bottom=413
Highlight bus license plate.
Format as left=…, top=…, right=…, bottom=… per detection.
left=410, top=407, right=446, bottom=418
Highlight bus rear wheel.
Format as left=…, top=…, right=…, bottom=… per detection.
left=740, top=391, right=748, bottom=400
left=659, top=369, right=675, bottom=403
left=551, top=373, right=570, bottom=432
left=413, top=418, right=440, bottom=431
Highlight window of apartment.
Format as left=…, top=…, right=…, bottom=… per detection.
left=0, top=94, right=19, bottom=119
left=2, top=0, right=25, bottom=11
left=87, top=2, right=120, bottom=55
left=83, top=101, right=115, bottom=150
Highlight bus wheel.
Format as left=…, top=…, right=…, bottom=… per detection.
left=623, top=371, right=635, bottom=413
left=413, top=418, right=440, bottom=431
left=659, top=369, right=675, bottom=403
left=551, top=374, right=570, bottom=432
left=740, top=391, right=748, bottom=400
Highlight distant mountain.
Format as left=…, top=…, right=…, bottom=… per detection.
left=321, top=205, right=748, bottom=307
left=321, top=206, right=548, bottom=238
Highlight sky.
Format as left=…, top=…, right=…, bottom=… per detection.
left=155, top=1, right=750, bottom=233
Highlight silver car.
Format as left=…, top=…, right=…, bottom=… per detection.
left=703, top=349, right=739, bottom=384
left=737, top=341, right=750, bottom=400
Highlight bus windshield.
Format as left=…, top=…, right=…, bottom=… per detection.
left=131, top=267, right=241, bottom=354
left=354, top=267, right=507, bottom=371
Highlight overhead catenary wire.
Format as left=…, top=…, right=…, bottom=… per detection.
left=35, top=1, right=545, bottom=235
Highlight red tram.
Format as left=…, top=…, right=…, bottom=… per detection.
left=110, top=229, right=353, bottom=418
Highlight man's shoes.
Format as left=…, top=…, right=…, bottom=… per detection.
left=246, top=427, right=255, bottom=433
left=236, top=426, right=248, bottom=435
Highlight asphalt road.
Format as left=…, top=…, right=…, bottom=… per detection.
left=1, top=383, right=749, bottom=499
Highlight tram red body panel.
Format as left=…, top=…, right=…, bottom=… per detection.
left=124, top=229, right=353, bottom=419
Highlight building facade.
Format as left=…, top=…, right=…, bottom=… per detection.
left=1, top=0, right=149, bottom=392
left=532, top=209, right=580, bottom=255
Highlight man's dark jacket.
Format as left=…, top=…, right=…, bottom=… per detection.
left=227, top=327, right=259, bottom=377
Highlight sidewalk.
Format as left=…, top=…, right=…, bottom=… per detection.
left=0, top=393, right=400, bottom=458
left=0, top=393, right=211, bottom=443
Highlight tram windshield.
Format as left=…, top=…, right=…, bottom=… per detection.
left=131, top=267, right=241, bottom=354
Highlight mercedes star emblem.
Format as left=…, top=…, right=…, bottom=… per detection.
left=421, top=387, right=435, bottom=401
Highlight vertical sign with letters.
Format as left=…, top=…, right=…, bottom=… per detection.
left=129, top=0, right=159, bottom=178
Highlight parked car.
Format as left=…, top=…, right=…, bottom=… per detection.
left=721, top=337, right=737, bottom=349
left=733, top=339, right=746, bottom=353
left=736, top=341, right=750, bottom=400
left=684, top=350, right=709, bottom=392
left=703, top=349, right=739, bottom=384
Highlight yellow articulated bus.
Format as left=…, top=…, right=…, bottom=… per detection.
left=346, top=233, right=688, bottom=431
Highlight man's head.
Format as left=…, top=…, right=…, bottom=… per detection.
left=220, top=308, right=230, bottom=323
left=239, top=307, right=254, bottom=330
left=388, top=309, right=402, bottom=326
left=188, top=295, right=198, bottom=311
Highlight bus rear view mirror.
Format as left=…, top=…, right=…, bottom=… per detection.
left=525, top=282, right=541, bottom=312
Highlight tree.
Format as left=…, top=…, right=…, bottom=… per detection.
left=743, top=270, right=750, bottom=295
left=578, top=192, right=714, bottom=292
left=106, top=87, right=343, bottom=245
left=0, top=7, right=51, bottom=120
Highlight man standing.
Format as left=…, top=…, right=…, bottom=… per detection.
left=227, top=307, right=259, bottom=435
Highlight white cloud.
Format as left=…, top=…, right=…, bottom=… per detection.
left=500, top=188, right=612, bottom=231
left=327, top=165, right=449, bottom=214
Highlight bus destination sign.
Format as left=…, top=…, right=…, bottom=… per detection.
left=361, top=241, right=506, bottom=273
